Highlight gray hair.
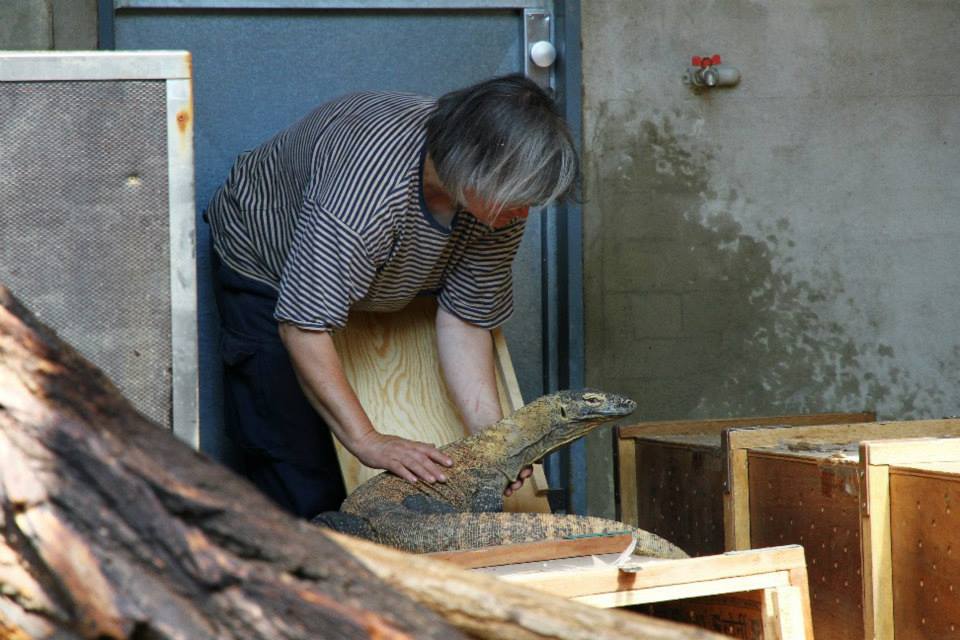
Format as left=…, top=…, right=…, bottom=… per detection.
left=425, top=74, right=578, bottom=220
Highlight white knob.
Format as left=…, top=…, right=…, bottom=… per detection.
left=530, top=40, right=557, bottom=68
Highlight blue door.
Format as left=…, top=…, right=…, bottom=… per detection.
left=107, top=0, right=586, bottom=512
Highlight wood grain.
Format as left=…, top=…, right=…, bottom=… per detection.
left=331, top=296, right=550, bottom=512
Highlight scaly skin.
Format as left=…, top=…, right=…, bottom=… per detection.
left=313, top=390, right=687, bottom=559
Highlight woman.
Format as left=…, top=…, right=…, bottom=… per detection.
left=206, top=74, right=578, bottom=518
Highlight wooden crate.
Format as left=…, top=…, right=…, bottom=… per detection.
left=726, top=419, right=960, bottom=551
left=744, top=431, right=960, bottom=640
left=436, top=539, right=814, bottom=639
left=615, top=412, right=876, bottom=556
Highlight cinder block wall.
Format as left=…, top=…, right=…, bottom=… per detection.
left=582, top=1, right=960, bottom=517
left=0, top=0, right=97, bottom=50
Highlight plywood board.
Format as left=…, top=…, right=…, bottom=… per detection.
left=890, top=466, right=960, bottom=638
left=748, top=451, right=865, bottom=640
left=331, top=296, right=549, bottom=512
left=634, top=441, right=724, bottom=556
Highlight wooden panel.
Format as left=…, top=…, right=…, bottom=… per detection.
left=493, top=545, right=807, bottom=595
left=890, top=467, right=960, bottom=638
left=616, top=434, right=639, bottom=526
left=428, top=533, right=635, bottom=569
left=331, top=297, right=464, bottom=490
left=331, top=296, right=550, bottom=512
left=637, top=592, right=766, bottom=640
left=635, top=441, right=725, bottom=556
left=748, top=452, right=864, bottom=640
left=618, top=411, right=877, bottom=440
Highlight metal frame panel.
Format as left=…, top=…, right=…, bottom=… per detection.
left=116, top=0, right=543, bottom=8
left=0, top=51, right=190, bottom=81
left=0, top=51, right=200, bottom=448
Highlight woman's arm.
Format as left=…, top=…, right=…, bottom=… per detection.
left=435, top=306, right=531, bottom=495
left=435, top=306, right=503, bottom=434
left=279, top=323, right=452, bottom=484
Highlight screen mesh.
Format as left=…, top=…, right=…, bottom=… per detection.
left=0, top=80, right=173, bottom=428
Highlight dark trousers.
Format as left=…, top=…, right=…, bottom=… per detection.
left=212, top=251, right=346, bottom=518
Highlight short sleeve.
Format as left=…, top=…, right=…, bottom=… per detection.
left=274, top=200, right=377, bottom=331
left=438, top=218, right=526, bottom=329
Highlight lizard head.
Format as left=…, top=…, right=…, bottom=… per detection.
left=498, top=389, right=637, bottom=475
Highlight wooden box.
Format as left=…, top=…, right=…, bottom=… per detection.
left=615, top=412, right=876, bottom=556
left=743, top=429, right=960, bottom=640
left=435, top=538, right=814, bottom=639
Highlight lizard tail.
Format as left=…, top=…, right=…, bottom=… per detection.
left=369, top=512, right=687, bottom=559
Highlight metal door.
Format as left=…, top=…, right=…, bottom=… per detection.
left=105, top=0, right=585, bottom=512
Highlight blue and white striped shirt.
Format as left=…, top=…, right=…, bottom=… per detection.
left=206, top=91, right=525, bottom=331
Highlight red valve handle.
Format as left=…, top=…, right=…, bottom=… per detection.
left=691, top=54, right=722, bottom=67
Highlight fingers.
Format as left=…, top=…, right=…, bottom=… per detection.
left=503, top=466, right=533, bottom=496
left=378, top=437, right=452, bottom=484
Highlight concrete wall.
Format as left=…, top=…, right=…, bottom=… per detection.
left=0, top=0, right=97, bottom=50
left=582, top=1, right=960, bottom=517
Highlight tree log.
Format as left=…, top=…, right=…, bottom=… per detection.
left=0, top=285, right=723, bottom=640
left=0, top=286, right=461, bottom=639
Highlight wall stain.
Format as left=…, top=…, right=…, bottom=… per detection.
left=589, top=104, right=954, bottom=420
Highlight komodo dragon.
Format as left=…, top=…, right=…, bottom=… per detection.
left=313, top=389, right=687, bottom=559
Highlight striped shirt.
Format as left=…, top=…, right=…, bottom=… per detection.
left=206, top=91, right=525, bottom=332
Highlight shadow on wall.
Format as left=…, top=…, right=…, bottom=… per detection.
left=592, top=105, right=953, bottom=421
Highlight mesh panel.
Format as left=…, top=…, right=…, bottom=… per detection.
left=0, top=80, right=173, bottom=428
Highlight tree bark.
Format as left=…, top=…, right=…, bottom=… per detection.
left=0, top=285, right=461, bottom=640
left=0, top=285, right=723, bottom=640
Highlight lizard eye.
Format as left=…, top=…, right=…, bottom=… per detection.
left=582, top=392, right=603, bottom=405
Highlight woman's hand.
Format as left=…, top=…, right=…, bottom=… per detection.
left=351, top=431, right=453, bottom=484
left=503, top=464, right=533, bottom=496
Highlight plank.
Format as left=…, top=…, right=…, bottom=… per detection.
left=493, top=545, right=807, bottom=598
left=615, top=434, right=638, bottom=526
left=860, top=450, right=894, bottom=640
left=618, top=412, right=877, bottom=440
left=428, top=533, right=635, bottom=569
left=569, top=573, right=792, bottom=609
left=762, top=586, right=808, bottom=640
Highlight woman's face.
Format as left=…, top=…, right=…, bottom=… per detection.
left=461, top=190, right=530, bottom=229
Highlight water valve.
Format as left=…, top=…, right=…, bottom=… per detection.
left=684, top=54, right=740, bottom=88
